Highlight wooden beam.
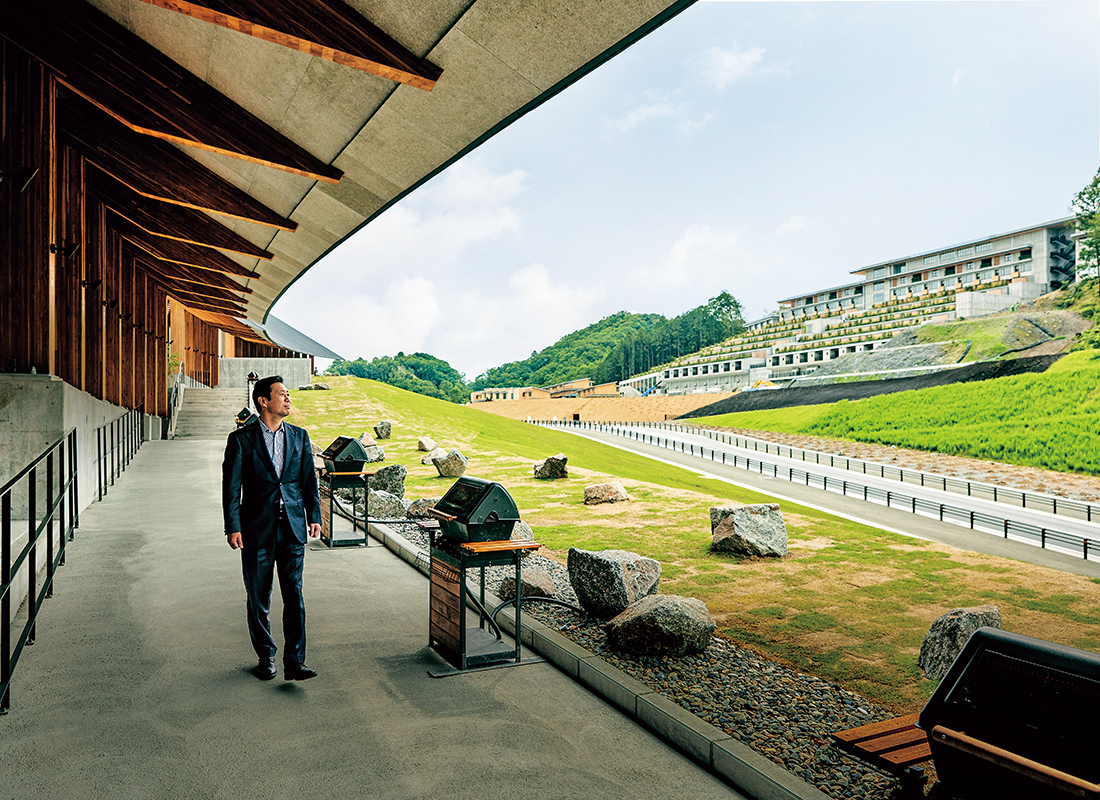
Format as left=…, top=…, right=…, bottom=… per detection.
left=137, top=0, right=442, bottom=90
left=89, top=166, right=273, bottom=260
left=4, top=0, right=343, bottom=183
left=59, top=97, right=296, bottom=231
left=134, top=254, right=249, bottom=307
left=106, top=209, right=260, bottom=283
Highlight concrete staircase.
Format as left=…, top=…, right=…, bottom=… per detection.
left=172, top=386, right=252, bottom=440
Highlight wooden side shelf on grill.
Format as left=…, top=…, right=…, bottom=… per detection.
left=832, top=713, right=932, bottom=772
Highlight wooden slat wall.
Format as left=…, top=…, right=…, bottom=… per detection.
left=56, top=142, right=85, bottom=389
left=1, top=43, right=53, bottom=376
left=85, top=197, right=107, bottom=400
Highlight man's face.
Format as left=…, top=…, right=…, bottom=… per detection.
left=260, top=382, right=291, bottom=419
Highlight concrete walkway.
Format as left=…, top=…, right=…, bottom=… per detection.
left=2, top=440, right=745, bottom=800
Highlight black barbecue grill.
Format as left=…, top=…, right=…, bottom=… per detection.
left=917, top=627, right=1100, bottom=799
left=426, top=476, right=519, bottom=543
left=320, top=435, right=369, bottom=475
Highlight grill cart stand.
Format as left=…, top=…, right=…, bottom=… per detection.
left=319, top=470, right=377, bottom=548
left=428, top=531, right=543, bottom=676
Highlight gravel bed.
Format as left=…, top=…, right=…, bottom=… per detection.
left=394, top=522, right=908, bottom=800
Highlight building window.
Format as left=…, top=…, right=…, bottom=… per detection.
left=980, top=258, right=992, bottom=268
left=958, top=245, right=974, bottom=257
left=911, top=273, right=923, bottom=283
left=893, top=264, right=905, bottom=275
left=923, top=255, right=938, bottom=266
left=828, top=291, right=838, bottom=300
left=723, top=362, right=730, bottom=371
left=854, top=286, right=863, bottom=295
left=1002, top=252, right=1014, bottom=263
left=1020, top=247, right=1032, bottom=260
left=976, top=242, right=993, bottom=254
left=873, top=267, right=886, bottom=278
left=944, top=266, right=955, bottom=276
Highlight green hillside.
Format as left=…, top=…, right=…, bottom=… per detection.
left=693, top=349, right=1100, bottom=475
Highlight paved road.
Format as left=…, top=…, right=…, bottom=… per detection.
left=548, top=425, right=1100, bottom=579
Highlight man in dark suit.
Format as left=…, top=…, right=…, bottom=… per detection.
left=222, top=375, right=322, bottom=681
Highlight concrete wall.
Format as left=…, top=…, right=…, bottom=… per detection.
left=955, top=281, right=1044, bottom=318
left=217, top=357, right=311, bottom=389
left=2, top=375, right=158, bottom=619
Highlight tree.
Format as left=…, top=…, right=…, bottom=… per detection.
left=1073, top=166, right=1100, bottom=277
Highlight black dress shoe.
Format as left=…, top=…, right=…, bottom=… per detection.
left=284, top=663, right=317, bottom=681
left=252, top=656, right=277, bottom=681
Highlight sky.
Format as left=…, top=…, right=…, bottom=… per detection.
left=275, top=0, right=1100, bottom=381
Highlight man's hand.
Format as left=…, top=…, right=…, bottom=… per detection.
left=308, top=522, right=321, bottom=539
left=226, top=531, right=243, bottom=550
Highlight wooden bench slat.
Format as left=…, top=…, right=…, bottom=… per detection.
left=880, top=743, right=933, bottom=767
left=460, top=540, right=541, bottom=553
left=859, top=728, right=929, bottom=755
left=832, top=713, right=920, bottom=744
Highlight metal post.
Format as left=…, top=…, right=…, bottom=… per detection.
left=46, top=452, right=54, bottom=598
left=2, top=491, right=11, bottom=713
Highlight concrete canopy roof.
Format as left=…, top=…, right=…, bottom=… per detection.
left=67, top=0, right=695, bottom=337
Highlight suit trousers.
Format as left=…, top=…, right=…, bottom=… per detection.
left=240, top=512, right=307, bottom=666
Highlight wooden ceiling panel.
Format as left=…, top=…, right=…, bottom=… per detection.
left=4, top=0, right=343, bottom=182
left=137, top=0, right=443, bottom=90
left=59, top=97, right=296, bottom=231
left=90, top=166, right=274, bottom=260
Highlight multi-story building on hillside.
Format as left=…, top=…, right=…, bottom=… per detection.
left=620, top=217, right=1076, bottom=396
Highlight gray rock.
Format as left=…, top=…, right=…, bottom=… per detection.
left=417, top=436, right=437, bottom=452
left=510, top=520, right=536, bottom=559
left=363, top=445, right=385, bottom=463
left=534, top=453, right=568, bottom=480
left=567, top=548, right=661, bottom=620
left=363, top=489, right=409, bottom=520
left=497, top=569, right=557, bottom=602
left=919, top=606, right=1002, bottom=681
left=606, top=594, right=716, bottom=657
left=433, top=449, right=468, bottom=478
left=356, top=431, right=377, bottom=448
left=310, top=441, right=323, bottom=457
left=584, top=481, right=629, bottom=505
left=368, top=463, right=408, bottom=499
left=406, top=497, right=440, bottom=519
left=297, top=384, right=314, bottom=391
left=374, top=420, right=392, bottom=440
left=422, top=446, right=446, bottom=465
left=313, top=382, right=331, bottom=390
left=710, top=504, right=788, bottom=558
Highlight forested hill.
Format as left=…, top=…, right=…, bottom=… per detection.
left=467, top=311, right=665, bottom=391
left=326, top=352, right=468, bottom=403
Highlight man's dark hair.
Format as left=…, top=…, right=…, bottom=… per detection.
left=252, top=375, right=284, bottom=411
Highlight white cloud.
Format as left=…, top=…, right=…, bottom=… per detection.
left=702, top=45, right=767, bottom=90
left=777, top=215, right=809, bottom=236
left=444, top=264, right=603, bottom=378
left=951, top=68, right=963, bottom=89
left=632, top=225, right=741, bottom=290
left=605, top=91, right=714, bottom=137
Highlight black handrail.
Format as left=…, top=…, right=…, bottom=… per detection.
left=1, top=428, right=78, bottom=715
left=534, top=420, right=1095, bottom=561
left=96, top=408, right=145, bottom=501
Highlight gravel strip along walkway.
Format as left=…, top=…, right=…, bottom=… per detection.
left=396, top=523, right=907, bottom=800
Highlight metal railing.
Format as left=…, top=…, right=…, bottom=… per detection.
left=96, top=408, right=145, bottom=502
left=1, top=429, right=79, bottom=714
left=536, top=420, right=1096, bottom=561
left=534, top=419, right=1100, bottom=523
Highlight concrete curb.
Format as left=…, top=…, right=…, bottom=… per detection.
left=368, top=521, right=831, bottom=800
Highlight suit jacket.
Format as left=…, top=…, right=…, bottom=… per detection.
left=222, top=420, right=321, bottom=547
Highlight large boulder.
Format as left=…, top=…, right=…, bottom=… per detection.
left=362, top=489, right=409, bottom=520
left=497, top=569, right=557, bottom=602
left=373, top=420, right=392, bottom=440
left=356, top=432, right=385, bottom=463
left=606, top=595, right=716, bottom=657
left=406, top=497, right=440, bottom=519
left=433, top=449, right=468, bottom=478
left=919, top=606, right=1002, bottom=681
left=567, top=548, right=660, bottom=620
left=710, top=504, right=787, bottom=558
left=422, top=446, right=446, bottom=465
left=368, top=463, right=407, bottom=499
left=417, top=436, right=437, bottom=452
left=510, top=520, right=537, bottom=559
left=533, top=454, right=568, bottom=480
left=584, top=481, right=629, bottom=505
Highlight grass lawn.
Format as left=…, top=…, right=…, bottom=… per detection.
left=289, top=376, right=1100, bottom=713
